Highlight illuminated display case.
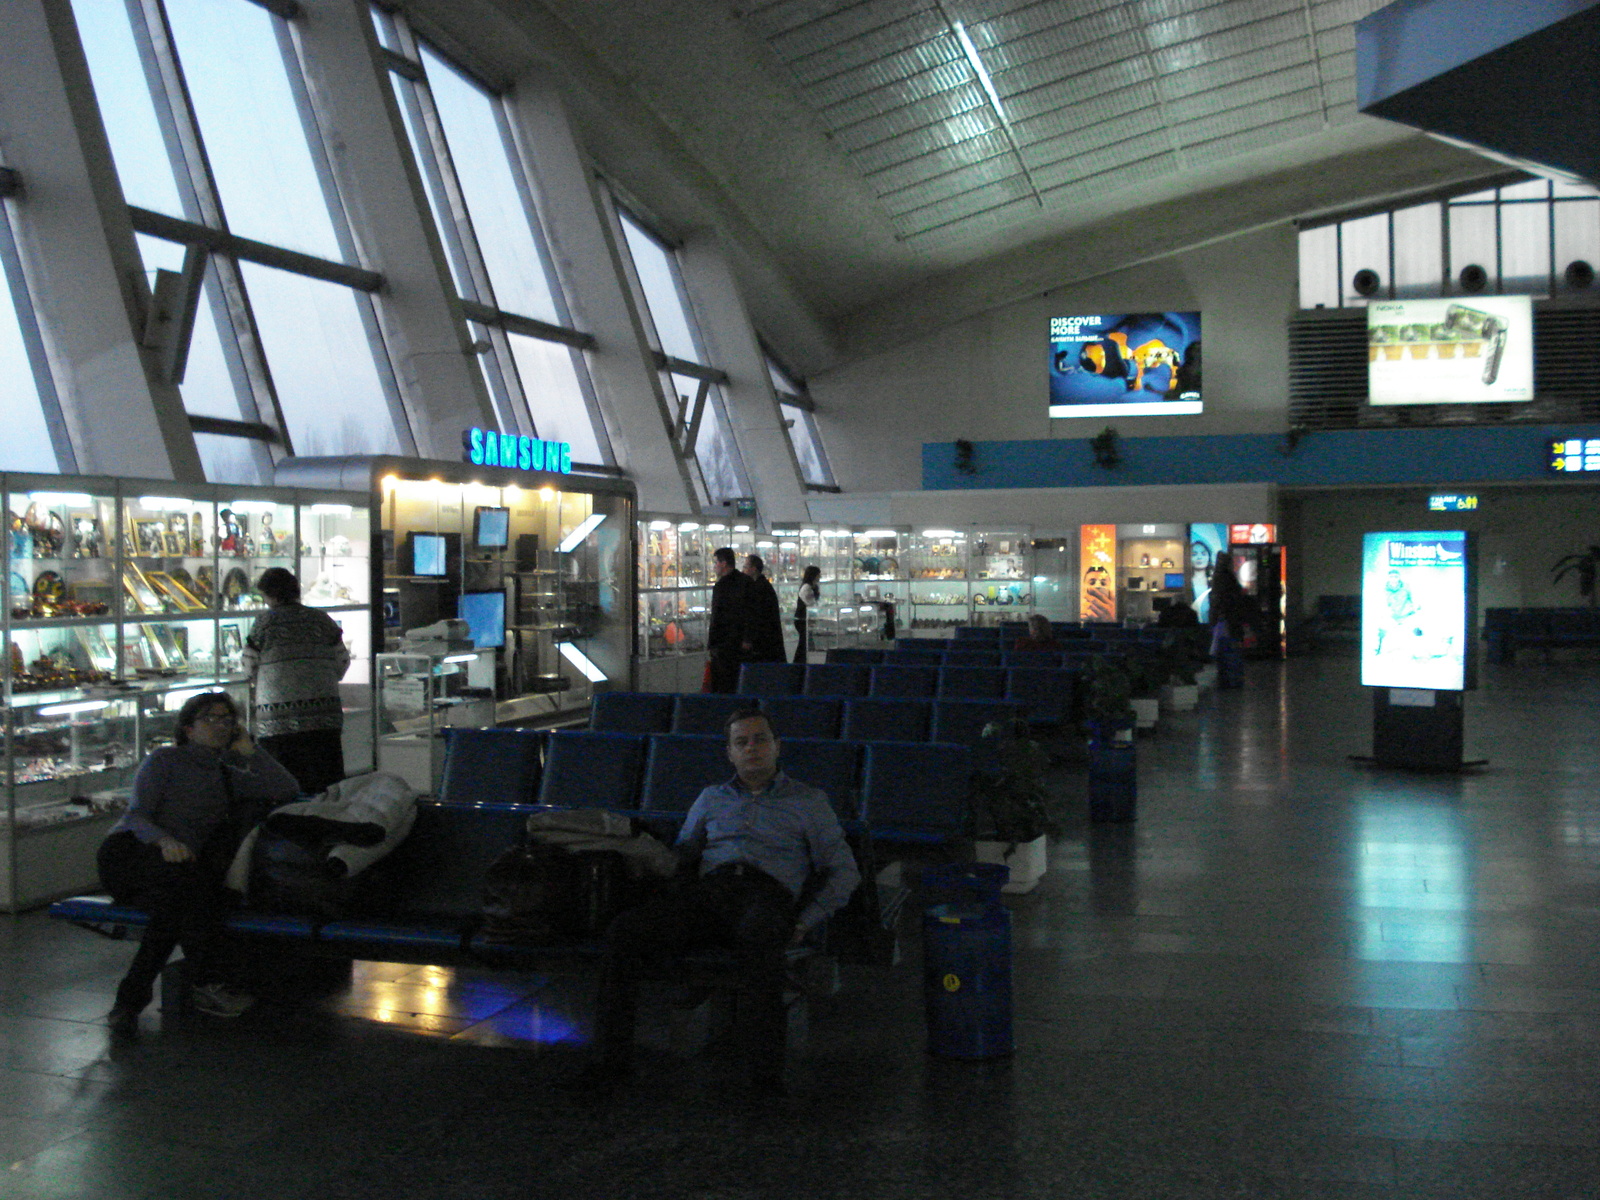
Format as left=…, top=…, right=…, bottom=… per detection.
left=901, top=527, right=1034, bottom=631
left=1117, top=526, right=1186, bottom=625
left=968, top=530, right=1033, bottom=626
left=905, top=529, right=969, bottom=632
left=0, top=474, right=372, bottom=911
left=636, top=516, right=759, bottom=686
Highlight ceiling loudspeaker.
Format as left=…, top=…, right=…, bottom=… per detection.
left=1459, top=263, right=1489, bottom=293
left=1351, top=268, right=1381, bottom=297
left=1566, top=259, right=1596, bottom=289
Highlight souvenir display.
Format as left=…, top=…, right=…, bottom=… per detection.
left=72, top=517, right=103, bottom=559
left=188, top=512, right=204, bottom=557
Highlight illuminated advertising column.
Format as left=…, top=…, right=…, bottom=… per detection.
left=1360, top=531, right=1478, bottom=769
left=1079, top=525, right=1116, bottom=622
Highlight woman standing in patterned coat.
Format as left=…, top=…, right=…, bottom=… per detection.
left=243, top=568, right=351, bottom=794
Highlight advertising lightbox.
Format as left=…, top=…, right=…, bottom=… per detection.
left=1049, top=312, right=1202, bottom=418
left=1079, top=524, right=1116, bottom=622
left=1367, top=297, right=1533, bottom=406
left=1361, top=531, right=1475, bottom=691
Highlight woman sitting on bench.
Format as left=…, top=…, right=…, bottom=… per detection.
left=98, top=691, right=300, bottom=1033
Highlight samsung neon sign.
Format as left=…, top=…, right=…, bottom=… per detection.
left=463, top=428, right=571, bottom=474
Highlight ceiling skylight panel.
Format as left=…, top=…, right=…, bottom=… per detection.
left=1160, top=60, right=1316, bottom=109
left=1152, top=13, right=1305, bottom=74
left=828, top=83, right=991, bottom=152
left=765, top=0, right=937, bottom=63
left=1039, top=152, right=1177, bottom=202
left=896, top=193, right=1040, bottom=242
left=1311, top=0, right=1386, bottom=33
left=971, top=13, right=1136, bottom=78
left=1145, top=0, right=1301, bottom=47
left=888, top=172, right=1035, bottom=228
left=1182, top=109, right=1324, bottom=158
left=805, top=38, right=967, bottom=108
left=1020, top=104, right=1166, bottom=166
left=781, top=11, right=952, bottom=83
left=819, top=58, right=975, bottom=123
left=1323, top=76, right=1357, bottom=106
left=860, top=128, right=1015, bottom=193
left=879, top=158, right=1029, bottom=213
left=1157, top=46, right=1305, bottom=98
left=847, top=106, right=1001, bottom=173
left=1004, top=78, right=1159, bottom=131
left=1321, top=50, right=1357, bottom=80
left=1029, top=130, right=1173, bottom=190
left=1170, top=88, right=1320, bottom=147
left=995, top=51, right=1155, bottom=106
left=974, top=0, right=1132, bottom=46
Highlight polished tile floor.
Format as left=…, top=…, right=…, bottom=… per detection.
left=7, top=656, right=1600, bottom=1198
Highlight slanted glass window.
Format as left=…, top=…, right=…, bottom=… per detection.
left=767, top=354, right=835, bottom=489
left=616, top=208, right=748, bottom=506
left=70, top=0, right=412, bottom=475
left=0, top=182, right=67, bottom=472
left=376, top=9, right=609, bottom=464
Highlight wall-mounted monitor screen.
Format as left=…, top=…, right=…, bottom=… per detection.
left=1049, top=312, right=1202, bottom=418
left=1367, top=296, right=1532, bottom=405
left=1361, top=531, right=1474, bottom=691
left=474, top=506, right=510, bottom=549
left=458, top=590, right=506, bottom=649
left=1163, top=572, right=1185, bottom=590
left=407, top=533, right=448, bottom=578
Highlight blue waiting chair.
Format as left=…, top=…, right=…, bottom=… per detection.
left=826, top=648, right=885, bottom=665
left=640, top=734, right=735, bottom=814
left=738, top=662, right=806, bottom=696
left=1006, top=667, right=1076, bottom=727
left=759, top=695, right=842, bottom=740
left=537, top=731, right=647, bottom=811
left=937, top=665, right=1007, bottom=701
left=437, top=728, right=545, bottom=805
left=804, top=662, right=870, bottom=697
left=672, top=693, right=751, bottom=736
left=869, top=664, right=938, bottom=698
left=590, top=691, right=677, bottom=734
left=861, top=742, right=972, bottom=845
left=779, top=738, right=863, bottom=820
left=842, top=697, right=930, bottom=743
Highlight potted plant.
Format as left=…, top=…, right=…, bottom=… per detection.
left=1159, top=629, right=1204, bottom=712
left=1125, top=648, right=1165, bottom=731
left=1083, top=656, right=1137, bottom=822
left=1552, top=546, right=1600, bottom=605
left=972, top=719, right=1056, bottom=893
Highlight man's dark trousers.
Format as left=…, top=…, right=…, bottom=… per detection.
left=593, top=867, right=795, bottom=1081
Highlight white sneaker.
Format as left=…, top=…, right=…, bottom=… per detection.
left=190, top=982, right=255, bottom=1018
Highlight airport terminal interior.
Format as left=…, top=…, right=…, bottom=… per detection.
left=4, top=0, right=1600, bottom=1196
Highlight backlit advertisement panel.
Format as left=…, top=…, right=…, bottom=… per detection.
left=1079, top=524, right=1116, bottom=622
left=1188, top=523, right=1226, bottom=624
left=1050, top=312, right=1202, bottom=417
left=1361, top=531, right=1474, bottom=691
left=1367, top=297, right=1532, bottom=405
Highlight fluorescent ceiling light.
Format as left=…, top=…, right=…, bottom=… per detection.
left=558, top=641, right=607, bottom=682
left=706, top=523, right=727, bottom=532
left=28, top=492, right=92, bottom=507
left=922, top=529, right=962, bottom=538
left=556, top=512, right=606, bottom=553
left=951, top=20, right=1007, bottom=126
left=863, top=529, right=898, bottom=538
left=648, top=520, right=672, bottom=531
left=138, top=496, right=191, bottom=511
left=442, top=653, right=478, bottom=664
left=226, top=500, right=279, bottom=513
left=733, top=525, right=751, bottom=533
left=309, top=504, right=353, bottom=516
left=677, top=522, right=700, bottom=531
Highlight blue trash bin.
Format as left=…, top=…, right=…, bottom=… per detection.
left=922, top=902, right=1013, bottom=1058
left=921, top=862, right=1008, bottom=909
left=1087, top=738, right=1136, bottom=823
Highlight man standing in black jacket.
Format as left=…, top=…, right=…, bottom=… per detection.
left=743, top=554, right=787, bottom=663
left=707, top=546, right=753, bottom=692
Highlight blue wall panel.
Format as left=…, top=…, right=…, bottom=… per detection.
left=924, top=424, right=1600, bottom=491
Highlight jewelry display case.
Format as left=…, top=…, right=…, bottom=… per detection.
left=968, top=530, right=1034, bottom=626
left=635, top=516, right=755, bottom=690
left=1, top=475, right=372, bottom=910
left=905, top=529, right=970, bottom=633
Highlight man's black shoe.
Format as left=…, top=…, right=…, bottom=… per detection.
left=107, top=1005, right=141, bottom=1037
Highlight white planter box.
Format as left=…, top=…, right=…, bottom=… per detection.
left=1131, top=697, right=1160, bottom=730
left=1196, top=664, right=1218, bottom=690
left=1161, top=683, right=1199, bottom=712
left=974, top=834, right=1048, bottom=894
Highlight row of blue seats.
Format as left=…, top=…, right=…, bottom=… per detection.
left=593, top=690, right=1018, bottom=746
left=736, top=661, right=1074, bottom=721
left=827, top=647, right=1120, bottom=669
left=432, top=726, right=972, bottom=845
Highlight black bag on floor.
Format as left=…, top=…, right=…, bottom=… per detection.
left=480, top=843, right=635, bottom=944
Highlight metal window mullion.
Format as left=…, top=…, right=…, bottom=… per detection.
left=461, top=301, right=595, bottom=350
left=655, top=353, right=728, bottom=385
left=0, top=202, right=78, bottom=472
left=129, top=207, right=382, bottom=290
left=132, top=0, right=227, bottom=231
left=348, top=287, right=419, bottom=456
left=481, top=323, right=532, bottom=436
left=275, top=16, right=366, bottom=272
left=492, top=97, right=579, bottom=331
left=394, top=73, right=488, bottom=307
left=206, top=251, right=292, bottom=454
left=195, top=254, right=269, bottom=428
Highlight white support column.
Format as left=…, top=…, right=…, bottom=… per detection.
left=505, top=72, right=694, bottom=513
left=677, top=234, right=808, bottom=526
left=296, top=0, right=495, bottom=461
left=4, top=0, right=196, bottom=479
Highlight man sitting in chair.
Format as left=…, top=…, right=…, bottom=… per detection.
left=573, top=708, right=860, bottom=1096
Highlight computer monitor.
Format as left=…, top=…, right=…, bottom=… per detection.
left=1164, top=572, right=1185, bottom=590
left=474, top=506, right=510, bottom=549
left=458, top=590, right=506, bottom=649
left=408, top=533, right=448, bottom=577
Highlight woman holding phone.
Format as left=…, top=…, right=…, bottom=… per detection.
left=98, top=691, right=299, bottom=1032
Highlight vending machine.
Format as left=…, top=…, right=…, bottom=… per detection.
left=1229, top=525, right=1286, bottom=658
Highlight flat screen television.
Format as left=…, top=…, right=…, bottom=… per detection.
left=474, top=506, right=510, bottom=549
left=1164, top=572, right=1185, bottom=590
left=1367, top=296, right=1532, bottom=405
left=1049, top=311, right=1202, bottom=418
left=406, top=532, right=448, bottom=578
left=458, top=590, right=506, bottom=649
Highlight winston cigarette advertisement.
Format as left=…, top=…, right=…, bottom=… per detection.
left=1361, top=531, right=1470, bottom=691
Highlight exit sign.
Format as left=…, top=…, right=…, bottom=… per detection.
left=1428, top=494, right=1479, bottom=512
